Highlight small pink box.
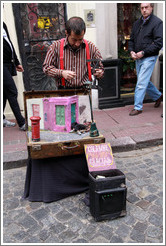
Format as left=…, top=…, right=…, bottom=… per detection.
left=43, top=95, right=79, bottom=132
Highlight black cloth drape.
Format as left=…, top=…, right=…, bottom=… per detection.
left=23, top=154, right=89, bottom=203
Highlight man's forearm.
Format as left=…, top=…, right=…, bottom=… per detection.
left=43, top=64, right=63, bottom=78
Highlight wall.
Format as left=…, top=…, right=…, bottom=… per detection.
left=67, top=3, right=118, bottom=59
left=67, top=2, right=96, bottom=45
left=3, top=2, right=163, bottom=117
left=3, top=3, right=25, bottom=119
left=96, top=3, right=118, bottom=59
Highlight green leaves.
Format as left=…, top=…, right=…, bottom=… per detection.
left=118, top=49, right=135, bottom=73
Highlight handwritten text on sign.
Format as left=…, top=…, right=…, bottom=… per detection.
left=84, top=143, right=116, bottom=172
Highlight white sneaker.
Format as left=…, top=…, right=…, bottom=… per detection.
left=3, top=119, right=16, bottom=127
left=19, top=123, right=26, bottom=131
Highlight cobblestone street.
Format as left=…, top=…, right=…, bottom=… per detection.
left=3, top=145, right=163, bottom=244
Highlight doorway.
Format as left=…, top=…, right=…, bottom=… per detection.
left=117, top=3, right=141, bottom=102
left=12, top=3, right=67, bottom=91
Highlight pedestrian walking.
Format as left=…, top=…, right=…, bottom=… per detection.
left=3, top=22, right=26, bottom=130
left=128, top=3, right=163, bottom=116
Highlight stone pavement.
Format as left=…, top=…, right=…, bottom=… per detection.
left=3, top=145, right=163, bottom=244
left=3, top=102, right=163, bottom=169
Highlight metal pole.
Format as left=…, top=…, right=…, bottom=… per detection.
left=89, top=92, right=94, bottom=122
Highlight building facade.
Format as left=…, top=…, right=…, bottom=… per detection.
left=3, top=2, right=164, bottom=118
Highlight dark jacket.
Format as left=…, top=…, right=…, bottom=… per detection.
left=3, top=22, right=20, bottom=66
left=128, top=14, right=163, bottom=57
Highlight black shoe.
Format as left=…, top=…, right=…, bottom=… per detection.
left=154, top=94, right=163, bottom=108
left=129, top=109, right=142, bottom=116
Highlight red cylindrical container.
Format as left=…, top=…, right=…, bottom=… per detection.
left=30, top=116, right=41, bottom=142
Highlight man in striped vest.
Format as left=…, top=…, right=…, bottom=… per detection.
left=43, top=16, right=104, bottom=89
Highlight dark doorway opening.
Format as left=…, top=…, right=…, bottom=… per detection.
left=117, top=3, right=141, bottom=103
left=13, top=3, right=67, bottom=91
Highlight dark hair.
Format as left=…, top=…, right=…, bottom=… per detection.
left=65, top=16, right=86, bottom=35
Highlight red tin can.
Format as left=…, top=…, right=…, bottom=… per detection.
left=30, top=116, right=41, bottom=142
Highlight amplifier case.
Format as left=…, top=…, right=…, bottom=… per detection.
left=89, top=169, right=127, bottom=221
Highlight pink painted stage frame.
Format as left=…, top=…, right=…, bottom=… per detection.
left=43, top=95, right=79, bottom=132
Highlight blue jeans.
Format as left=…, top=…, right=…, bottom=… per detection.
left=134, top=56, right=162, bottom=111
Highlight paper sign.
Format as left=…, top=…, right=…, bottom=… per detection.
left=84, top=143, right=116, bottom=172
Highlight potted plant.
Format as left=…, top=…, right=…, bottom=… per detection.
left=118, top=48, right=137, bottom=87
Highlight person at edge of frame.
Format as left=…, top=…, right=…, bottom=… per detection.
left=128, top=2, right=163, bottom=116
left=3, top=21, right=26, bottom=130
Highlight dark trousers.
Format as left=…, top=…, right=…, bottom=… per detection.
left=3, top=64, right=25, bottom=127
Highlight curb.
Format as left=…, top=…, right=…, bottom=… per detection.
left=3, top=151, right=28, bottom=170
left=109, top=134, right=163, bottom=153
left=3, top=137, right=163, bottom=170
left=3, top=159, right=28, bottom=170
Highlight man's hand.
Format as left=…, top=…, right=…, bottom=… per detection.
left=16, top=65, right=24, bottom=72
left=130, top=51, right=144, bottom=60
left=136, top=51, right=144, bottom=59
left=93, top=68, right=103, bottom=79
left=62, top=70, right=76, bottom=80
left=130, top=51, right=138, bottom=60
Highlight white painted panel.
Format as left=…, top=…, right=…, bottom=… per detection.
left=26, top=98, right=44, bottom=129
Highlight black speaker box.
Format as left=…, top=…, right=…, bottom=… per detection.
left=98, top=59, right=124, bottom=109
left=89, top=169, right=127, bottom=221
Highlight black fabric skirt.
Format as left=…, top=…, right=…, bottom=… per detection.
left=23, top=154, right=89, bottom=203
